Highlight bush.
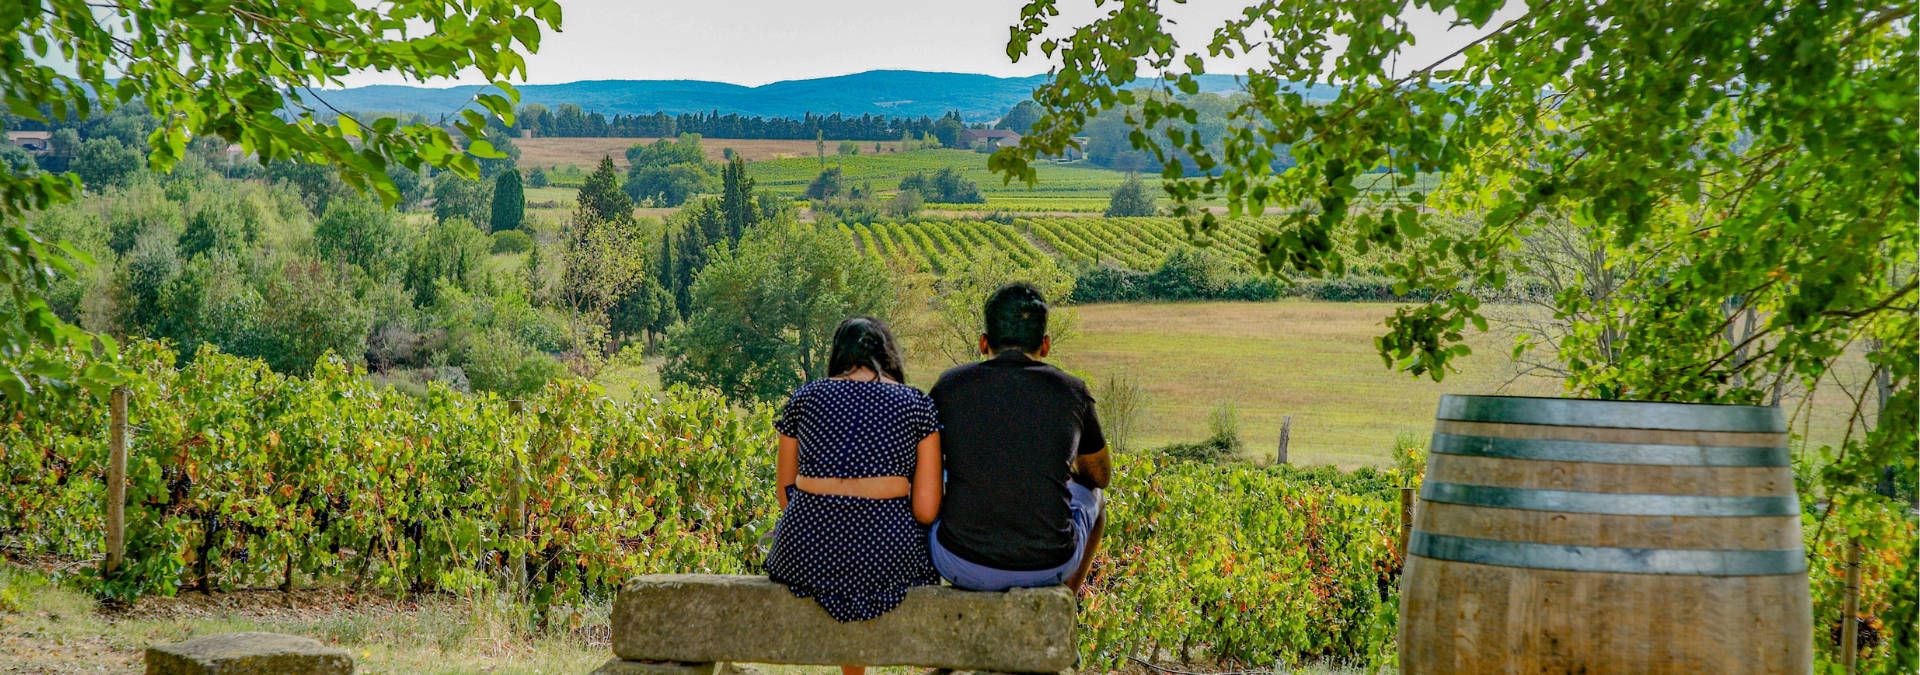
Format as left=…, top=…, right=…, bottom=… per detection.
left=898, top=168, right=983, bottom=204
left=804, top=167, right=844, bottom=200
left=1105, top=172, right=1158, bottom=217
left=886, top=188, right=923, bottom=219
left=490, top=229, right=533, bottom=254
left=1070, top=249, right=1282, bottom=304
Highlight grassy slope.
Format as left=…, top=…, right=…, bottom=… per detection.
left=904, top=301, right=1556, bottom=467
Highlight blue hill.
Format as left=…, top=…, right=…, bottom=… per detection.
left=318, top=70, right=1328, bottom=123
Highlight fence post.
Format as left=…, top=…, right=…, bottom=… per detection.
left=1398, top=486, right=1415, bottom=561
left=1275, top=416, right=1291, bottom=465
left=506, top=400, right=528, bottom=593
left=104, top=387, right=129, bottom=577
left=1842, top=536, right=1862, bottom=674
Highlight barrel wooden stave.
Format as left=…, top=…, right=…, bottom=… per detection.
left=1400, top=396, right=1812, bottom=675
left=1403, top=557, right=1812, bottom=674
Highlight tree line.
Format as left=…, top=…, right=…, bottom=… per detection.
left=513, top=104, right=963, bottom=141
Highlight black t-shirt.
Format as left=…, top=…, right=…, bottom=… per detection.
left=931, top=351, right=1106, bottom=571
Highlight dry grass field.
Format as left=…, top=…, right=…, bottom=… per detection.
left=948, top=301, right=1557, bottom=466
left=518, top=136, right=907, bottom=169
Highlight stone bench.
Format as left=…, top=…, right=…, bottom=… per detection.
left=599, top=574, right=1077, bottom=674
left=146, top=632, right=353, bottom=674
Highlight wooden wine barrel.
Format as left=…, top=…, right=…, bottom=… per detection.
left=1400, top=395, right=1811, bottom=674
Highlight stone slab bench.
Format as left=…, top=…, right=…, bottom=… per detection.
left=146, top=632, right=353, bottom=674
left=599, top=574, right=1076, bottom=674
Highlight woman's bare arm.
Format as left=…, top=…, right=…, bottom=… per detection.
left=910, top=431, right=943, bottom=525
left=776, top=434, right=799, bottom=510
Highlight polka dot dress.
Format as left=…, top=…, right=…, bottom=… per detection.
left=764, top=379, right=941, bottom=622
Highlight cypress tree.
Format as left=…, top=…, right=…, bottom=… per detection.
left=575, top=155, right=632, bottom=226
left=719, top=156, right=755, bottom=244
left=489, top=169, right=525, bottom=232
left=657, top=227, right=679, bottom=318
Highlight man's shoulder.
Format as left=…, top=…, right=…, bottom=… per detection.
left=1025, top=361, right=1091, bottom=399
left=931, top=361, right=985, bottom=392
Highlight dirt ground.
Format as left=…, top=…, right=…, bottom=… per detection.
left=518, top=137, right=906, bottom=169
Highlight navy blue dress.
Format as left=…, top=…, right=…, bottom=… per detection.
left=765, top=379, right=941, bottom=622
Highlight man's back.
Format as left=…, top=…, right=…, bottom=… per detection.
left=931, top=351, right=1104, bottom=571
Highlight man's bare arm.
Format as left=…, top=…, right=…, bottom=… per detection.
left=1073, top=448, right=1112, bottom=489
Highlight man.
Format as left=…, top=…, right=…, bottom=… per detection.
left=929, top=283, right=1110, bottom=592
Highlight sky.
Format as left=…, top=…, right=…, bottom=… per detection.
left=337, top=0, right=1519, bottom=88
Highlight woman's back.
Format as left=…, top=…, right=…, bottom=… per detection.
left=766, top=377, right=941, bottom=623
left=778, top=379, right=938, bottom=479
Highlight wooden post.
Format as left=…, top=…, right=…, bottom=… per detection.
left=1275, top=416, right=1291, bottom=465
left=1398, top=486, right=1415, bottom=560
left=105, top=387, right=129, bottom=577
left=506, top=400, right=527, bottom=592
left=1842, top=536, right=1862, bottom=674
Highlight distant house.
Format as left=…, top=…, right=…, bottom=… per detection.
left=958, top=128, right=1020, bottom=150
left=6, top=130, right=51, bottom=154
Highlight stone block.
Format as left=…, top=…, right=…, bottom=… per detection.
left=611, top=574, right=1076, bottom=673
left=146, top=632, right=353, bottom=675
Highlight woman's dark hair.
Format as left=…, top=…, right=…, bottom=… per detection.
left=827, top=316, right=907, bottom=383
left=984, top=282, right=1047, bottom=353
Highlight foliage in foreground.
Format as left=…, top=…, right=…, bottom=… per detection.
left=1, top=341, right=1911, bottom=671
left=2, top=342, right=774, bottom=605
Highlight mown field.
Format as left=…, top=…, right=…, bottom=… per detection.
left=909, top=301, right=1557, bottom=465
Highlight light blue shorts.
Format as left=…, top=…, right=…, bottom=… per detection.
left=930, top=482, right=1102, bottom=591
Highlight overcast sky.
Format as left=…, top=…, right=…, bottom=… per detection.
left=338, top=0, right=1517, bottom=88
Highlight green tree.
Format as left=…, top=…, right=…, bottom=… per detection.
left=996, top=100, right=1044, bottom=134
left=1105, top=172, right=1157, bottom=217
left=525, top=167, right=550, bottom=188
left=405, top=218, right=491, bottom=307
left=489, top=169, right=526, bottom=232
left=431, top=172, right=492, bottom=225
left=887, top=189, right=924, bottom=219
left=314, top=197, right=408, bottom=280
left=931, top=116, right=966, bottom=148
left=916, top=247, right=1076, bottom=366
left=625, top=163, right=711, bottom=207
left=804, top=167, right=845, bottom=201
left=72, top=137, right=142, bottom=190
left=998, top=1, right=1916, bottom=663
left=661, top=219, right=896, bottom=402
left=476, top=127, right=521, bottom=179
left=251, top=258, right=374, bottom=376
left=576, top=156, right=633, bottom=225
left=669, top=199, right=728, bottom=317
left=718, top=155, right=757, bottom=243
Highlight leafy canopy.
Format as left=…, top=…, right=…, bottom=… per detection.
left=993, top=0, right=1915, bottom=470
left=1, top=0, right=562, bottom=401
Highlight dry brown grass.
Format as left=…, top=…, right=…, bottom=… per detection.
left=518, top=137, right=907, bottom=169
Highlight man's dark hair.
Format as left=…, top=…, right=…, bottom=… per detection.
left=984, top=283, right=1048, bottom=353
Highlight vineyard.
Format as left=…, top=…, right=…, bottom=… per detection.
left=836, top=215, right=1391, bottom=278
left=0, top=340, right=1912, bottom=671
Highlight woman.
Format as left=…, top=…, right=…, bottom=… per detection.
left=764, top=317, right=942, bottom=673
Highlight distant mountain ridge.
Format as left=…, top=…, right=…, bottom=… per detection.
left=320, top=70, right=1334, bottom=123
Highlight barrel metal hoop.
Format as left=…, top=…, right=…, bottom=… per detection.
left=1436, top=395, right=1786, bottom=433
left=1408, top=531, right=1808, bottom=576
left=1430, top=433, right=1791, bottom=467
left=1420, top=481, right=1801, bottom=516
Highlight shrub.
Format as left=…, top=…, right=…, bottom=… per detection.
left=490, top=229, right=533, bottom=254
left=1105, top=172, right=1158, bottom=217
